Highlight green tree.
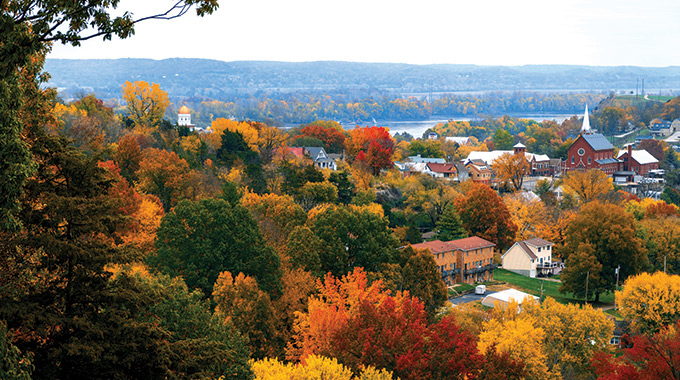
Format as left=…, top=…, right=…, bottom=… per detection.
left=149, top=198, right=282, bottom=297
left=559, top=201, right=646, bottom=302
left=401, top=250, right=448, bottom=320
left=307, top=204, right=398, bottom=277
left=493, top=129, right=514, bottom=150
left=329, top=171, right=356, bottom=204
left=286, top=226, right=324, bottom=276
left=435, top=204, right=467, bottom=241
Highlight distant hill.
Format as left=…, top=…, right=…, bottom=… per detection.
left=44, top=58, right=680, bottom=100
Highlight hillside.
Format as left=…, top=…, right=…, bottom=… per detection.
left=45, top=59, right=680, bottom=100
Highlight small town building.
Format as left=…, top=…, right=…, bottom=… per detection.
left=411, top=236, right=496, bottom=285
left=288, top=146, right=337, bottom=170
left=565, top=105, right=620, bottom=175
left=445, top=136, right=473, bottom=146
left=424, top=162, right=458, bottom=179
left=649, top=119, right=680, bottom=137
left=178, top=105, right=199, bottom=131
left=616, top=145, right=659, bottom=176
left=502, top=238, right=557, bottom=278
left=464, top=159, right=492, bottom=185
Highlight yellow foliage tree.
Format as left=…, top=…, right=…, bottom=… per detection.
left=637, top=216, right=680, bottom=273
left=121, top=80, right=169, bottom=132
left=478, top=315, right=554, bottom=380
left=561, top=169, right=613, bottom=203
left=503, top=192, right=552, bottom=241
left=206, top=118, right=259, bottom=151
left=617, top=271, right=680, bottom=334
left=493, top=153, right=530, bottom=191
left=250, top=355, right=394, bottom=380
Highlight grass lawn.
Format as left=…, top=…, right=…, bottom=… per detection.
left=448, top=283, right=475, bottom=297
left=604, top=309, right=624, bottom=320
left=494, top=269, right=615, bottom=306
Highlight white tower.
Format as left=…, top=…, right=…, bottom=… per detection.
left=581, top=104, right=591, bottom=134
left=178, top=105, right=191, bottom=127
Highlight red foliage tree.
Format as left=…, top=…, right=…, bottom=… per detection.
left=646, top=201, right=679, bottom=218
left=347, top=127, right=395, bottom=175
left=300, top=124, right=347, bottom=153
left=455, top=183, right=518, bottom=251
left=592, top=320, right=680, bottom=380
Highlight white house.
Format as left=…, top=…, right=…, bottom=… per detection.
left=502, top=238, right=556, bottom=278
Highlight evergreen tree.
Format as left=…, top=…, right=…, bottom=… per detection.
left=436, top=204, right=467, bottom=241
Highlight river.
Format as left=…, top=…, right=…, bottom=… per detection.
left=338, top=113, right=577, bottom=138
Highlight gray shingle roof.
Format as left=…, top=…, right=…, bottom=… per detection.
left=596, top=158, right=619, bottom=165
left=582, top=133, right=614, bottom=151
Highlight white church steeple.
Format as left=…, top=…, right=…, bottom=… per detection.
left=581, top=104, right=591, bottom=134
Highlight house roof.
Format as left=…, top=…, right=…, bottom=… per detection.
left=596, top=158, right=620, bottom=165
left=410, top=240, right=455, bottom=254
left=445, top=136, right=471, bottom=145
left=304, top=147, right=327, bottom=159
left=426, top=163, right=457, bottom=174
left=289, top=147, right=305, bottom=158
left=406, top=155, right=446, bottom=164
left=617, top=149, right=659, bottom=165
left=514, top=142, right=526, bottom=148
left=524, top=237, right=553, bottom=247
left=516, top=241, right=538, bottom=260
left=448, top=236, right=496, bottom=251
left=581, top=133, right=614, bottom=151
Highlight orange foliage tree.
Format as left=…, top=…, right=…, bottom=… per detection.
left=288, top=268, right=521, bottom=380
left=300, top=123, right=347, bottom=153
left=346, top=127, right=395, bottom=175
left=455, top=183, right=518, bottom=251
left=135, top=148, right=191, bottom=211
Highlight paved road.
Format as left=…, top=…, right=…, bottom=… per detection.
left=449, top=290, right=496, bottom=306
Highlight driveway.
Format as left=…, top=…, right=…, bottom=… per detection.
left=449, top=290, right=496, bottom=306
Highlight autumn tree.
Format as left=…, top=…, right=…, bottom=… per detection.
left=435, top=203, right=467, bottom=241
left=503, top=192, right=552, bottom=241
left=289, top=268, right=485, bottom=380
left=562, top=169, right=614, bottom=203
left=299, top=122, right=347, bottom=153
left=241, top=191, right=307, bottom=252
left=455, top=183, right=518, bottom=251
left=113, top=134, right=142, bottom=184
left=494, top=152, right=530, bottom=191
left=0, top=321, right=32, bottom=379
left=251, top=355, right=395, bottom=380
left=592, top=319, right=680, bottom=380
left=213, top=271, right=278, bottom=359
left=136, top=148, right=191, bottom=211
left=638, top=217, right=680, bottom=274
left=616, top=272, right=680, bottom=334
left=559, top=201, right=646, bottom=302
left=346, top=127, right=395, bottom=175
left=149, top=198, right=282, bottom=296
left=121, top=80, right=170, bottom=131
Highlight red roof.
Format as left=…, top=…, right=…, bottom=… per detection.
left=410, top=240, right=455, bottom=254
left=410, top=236, right=495, bottom=253
left=427, top=163, right=457, bottom=174
left=289, top=147, right=305, bottom=158
left=447, top=236, right=496, bottom=251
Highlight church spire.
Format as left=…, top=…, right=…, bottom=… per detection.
left=581, top=104, right=591, bottom=134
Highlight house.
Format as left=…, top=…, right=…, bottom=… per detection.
left=445, top=136, right=473, bottom=146
left=410, top=236, right=496, bottom=285
left=565, top=106, right=620, bottom=175
left=464, top=143, right=554, bottom=176
left=424, top=162, right=457, bottom=179
left=502, top=238, right=557, bottom=278
left=427, top=131, right=439, bottom=140
left=481, top=288, right=540, bottom=309
left=305, top=147, right=337, bottom=170
left=464, top=159, right=492, bottom=185
left=616, top=146, right=659, bottom=176
left=649, top=119, right=680, bottom=137
left=405, top=154, right=446, bottom=165
left=288, top=147, right=337, bottom=170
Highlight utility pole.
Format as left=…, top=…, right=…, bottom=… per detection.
left=615, top=266, right=620, bottom=290
left=540, top=279, right=544, bottom=299
left=585, top=270, right=590, bottom=305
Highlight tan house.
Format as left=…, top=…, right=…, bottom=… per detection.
left=501, top=238, right=556, bottom=278
left=411, top=236, right=496, bottom=285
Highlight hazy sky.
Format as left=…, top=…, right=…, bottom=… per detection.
left=49, top=0, right=680, bottom=66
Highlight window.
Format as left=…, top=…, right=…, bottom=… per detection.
left=538, top=247, right=541, bottom=252
left=588, top=157, right=591, bottom=164
left=578, top=148, right=585, bottom=156
left=571, top=156, right=575, bottom=164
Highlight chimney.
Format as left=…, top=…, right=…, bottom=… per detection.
left=627, top=145, right=632, bottom=171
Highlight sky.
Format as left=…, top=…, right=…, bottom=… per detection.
left=49, top=0, right=680, bottom=67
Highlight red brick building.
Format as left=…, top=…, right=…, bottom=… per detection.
left=565, top=133, right=619, bottom=175
left=617, top=145, right=659, bottom=176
